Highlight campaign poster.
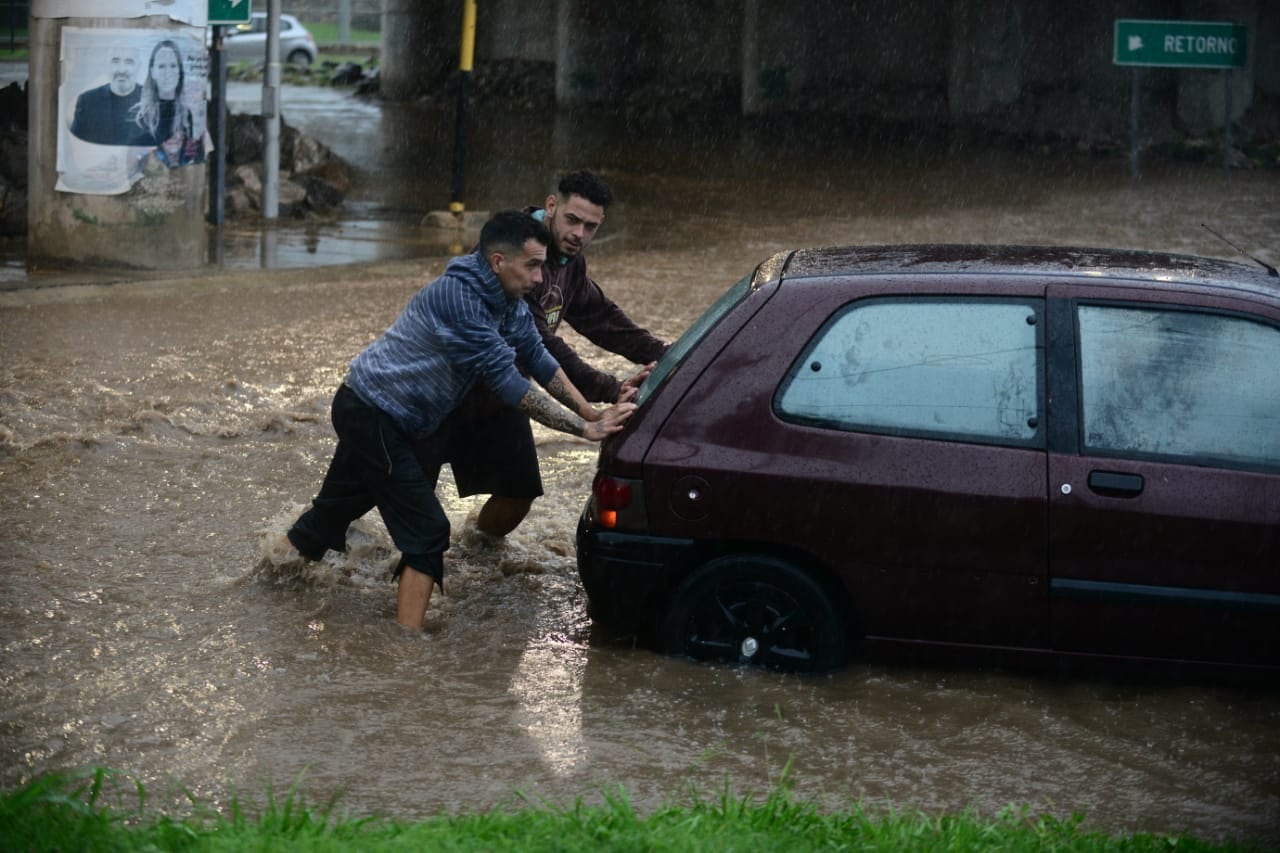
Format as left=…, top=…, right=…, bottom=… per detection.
left=56, top=27, right=211, bottom=195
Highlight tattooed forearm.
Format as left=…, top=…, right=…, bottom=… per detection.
left=517, top=387, right=586, bottom=437
left=543, top=372, right=580, bottom=412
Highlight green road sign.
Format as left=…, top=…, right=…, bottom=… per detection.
left=209, top=0, right=251, bottom=25
left=1114, top=19, right=1247, bottom=69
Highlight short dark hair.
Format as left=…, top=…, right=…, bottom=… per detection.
left=478, top=210, right=551, bottom=256
left=556, top=170, right=613, bottom=209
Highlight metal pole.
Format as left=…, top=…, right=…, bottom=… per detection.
left=262, top=0, right=282, bottom=219
left=1223, top=69, right=1233, bottom=179
left=338, top=0, right=352, bottom=46
left=1129, top=67, right=1140, bottom=179
left=208, top=25, right=227, bottom=226
left=449, top=0, right=477, bottom=216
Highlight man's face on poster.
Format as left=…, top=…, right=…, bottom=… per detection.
left=107, top=47, right=140, bottom=96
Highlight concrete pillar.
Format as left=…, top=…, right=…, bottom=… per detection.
left=1175, top=0, right=1256, bottom=131
left=27, top=10, right=208, bottom=272
left=739, top=0, right=811, bottom=116
left=555, top=0, right=630, bottom=105
left=948, top=0, right=1024, bottom=119
left=481, top=0, right=554, bottom=63
left=740, top=0, right=762, bottom=115
left=381, top=0, right=455, bottom=101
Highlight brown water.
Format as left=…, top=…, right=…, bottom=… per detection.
left=2, top=88, right=1279, bottom=843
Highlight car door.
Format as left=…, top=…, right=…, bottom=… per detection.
left=1046, top=284, right=1280, bottom=667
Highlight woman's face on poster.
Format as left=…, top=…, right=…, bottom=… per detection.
left=152, top=46, right=181, bottom=98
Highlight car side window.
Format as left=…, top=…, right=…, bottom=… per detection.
left=1078, top=305, right=1280, bottom=468
left=777, top=299, right=1043, bottom=445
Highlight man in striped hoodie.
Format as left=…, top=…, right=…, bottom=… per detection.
left=284, top=211, right=635, bottom=630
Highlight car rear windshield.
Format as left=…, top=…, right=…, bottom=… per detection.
left=636, top=273, right=754, bottom=406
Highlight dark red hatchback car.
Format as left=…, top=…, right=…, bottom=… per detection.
left=577, top=244, right=1280, bottom=675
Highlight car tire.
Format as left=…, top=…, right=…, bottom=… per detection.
left=287, top=49, right=312, bottom=67
left=658, top=555, right=847, bottom=672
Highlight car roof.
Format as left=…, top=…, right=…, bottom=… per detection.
left=757, top=244, right=1280, bottom=300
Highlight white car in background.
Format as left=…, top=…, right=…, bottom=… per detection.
left=219, top=13, right=319, bottom=67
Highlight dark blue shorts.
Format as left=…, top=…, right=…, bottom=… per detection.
left=288, top=384, right=448, bottom=582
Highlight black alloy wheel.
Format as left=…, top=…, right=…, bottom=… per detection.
left=658, top=555, right=846, bottom=673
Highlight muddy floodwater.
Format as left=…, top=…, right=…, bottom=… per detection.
left=3, top=85, right=1280, bottom=844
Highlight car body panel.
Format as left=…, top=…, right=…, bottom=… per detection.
left=578, top=244, right=1280, bottom=675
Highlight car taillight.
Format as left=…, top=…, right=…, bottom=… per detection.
left=592, top=472, right=633, bottom=530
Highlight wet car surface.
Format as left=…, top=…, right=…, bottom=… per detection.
left=578, top=244, right=1280, bottom=675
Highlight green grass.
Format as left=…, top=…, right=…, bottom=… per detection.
left=304, top=21, right=380, bottom=46
left=0, top=768, right=1266, bottom=852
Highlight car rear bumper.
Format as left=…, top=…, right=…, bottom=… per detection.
left=576, top=511, right=694, bottom=634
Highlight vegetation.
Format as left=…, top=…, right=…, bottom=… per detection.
left=304, top=21, right=380, bottom=47
left=0, top=768, right=1266, bottom=852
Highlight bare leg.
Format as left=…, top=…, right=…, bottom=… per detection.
left=396, top=565, right=435, bottom=631
left=475, top=495, right=534, bottom=538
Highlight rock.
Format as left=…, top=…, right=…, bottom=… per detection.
left=421, top=210, right=489, bottom=232
left=329, top=62, right=366, bottom=86
left=354, top=68, right=380, bottom=97
left=226, top=186, right=253, bottom=214
left=0, top=82, right=24, bottom=131
left=289, top=132, right=329, bottom=174
left=227, top=113, right=265, bottom=165
left=0, top=127, right=26, bottom=188
left=278, top=178, right=309, bottom=216
left=297, top=156, right=350, bottom=195
left=296, top=173, right=344, bottom=212
left=227, top=162, right=310, bottom=217
left=234, top=163, right=263, bottom=200
left=223, top=112, right=352, bottom=219
left=0, top=177, right=26, bottom=236
left=1226, top=146, right=1254, bottom=170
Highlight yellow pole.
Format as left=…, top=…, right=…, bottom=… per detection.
left=460, top=0, right=477, bottom=72
left=449, top=0, right=478, bottom=214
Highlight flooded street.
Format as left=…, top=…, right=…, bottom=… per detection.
left=3, top=83, right=1279, bottom=844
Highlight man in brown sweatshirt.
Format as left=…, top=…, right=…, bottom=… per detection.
left=423, top=171, right=668, bottom=544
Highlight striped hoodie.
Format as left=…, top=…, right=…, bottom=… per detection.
left=345, top=251, right=560, bottom=436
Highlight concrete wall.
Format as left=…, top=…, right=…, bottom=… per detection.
left=375, top=0, right=1279, bottom=141
left=27, top=15, right=208, bottom=272
left=480, top=0, right=555, bottom=63
left=380, top=0, right=455, bottom=100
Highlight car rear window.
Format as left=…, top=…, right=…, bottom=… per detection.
left=636, top=273, right=754, bottom=406
left=776, top=298, right=1044, bottom=445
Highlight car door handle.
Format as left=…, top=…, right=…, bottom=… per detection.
left=1087, top=470, right=1144, bottom=497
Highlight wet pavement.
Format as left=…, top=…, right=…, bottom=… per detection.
left=3, top=71, right=1280, bottom=846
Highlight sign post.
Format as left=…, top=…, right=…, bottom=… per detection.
left=1113, top=20, right=1248, bottom=178
left=209, top=0, right=251, bottom=26
left=207, top=0, right=251, bottom=228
